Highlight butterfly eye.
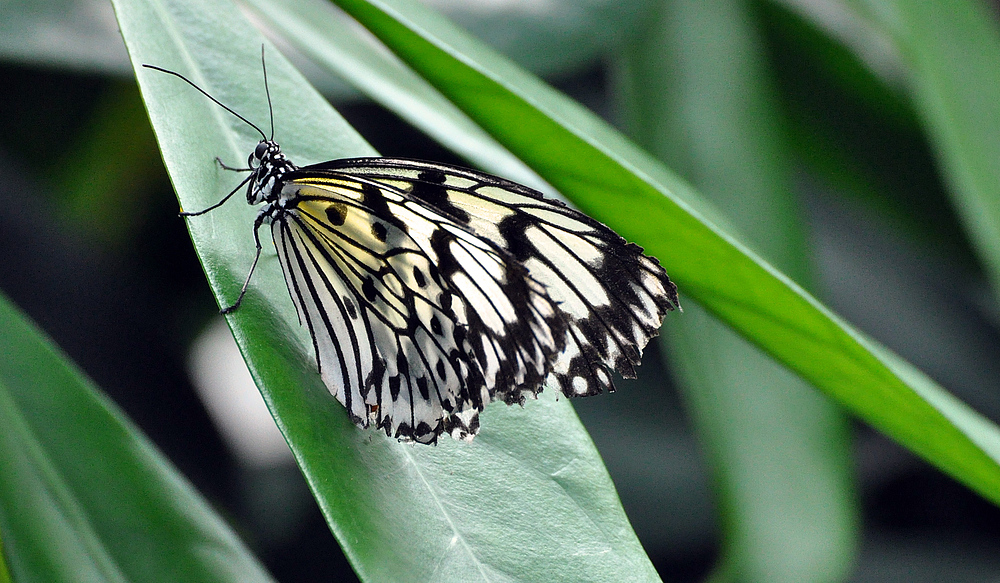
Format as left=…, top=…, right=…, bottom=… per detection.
left=254, top=141, right=269, bottom=161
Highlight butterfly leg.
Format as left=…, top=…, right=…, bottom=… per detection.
left=180, top=172, right=254, bottom=217
left=220, top=211, right=268, bottom=315
left=215, top=157, right=252, bottom=172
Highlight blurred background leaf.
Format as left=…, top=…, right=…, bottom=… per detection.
left=0, top=292, right=276, bottom=582
left=0, top=0, right=130, bottom=73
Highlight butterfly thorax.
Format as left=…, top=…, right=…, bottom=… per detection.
left=247, top=139, right=297, bottom=205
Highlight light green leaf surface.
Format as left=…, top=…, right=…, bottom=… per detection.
left=0, top=292, right=274, bottom=583
left=0, top=538, right=9, bottom=583
left=320, top=0, right=1000, bottom=505
left=115, top=0, right=661, bottom=581
left=428, top=0, right=657, bottom=78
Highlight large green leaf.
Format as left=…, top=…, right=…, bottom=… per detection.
left=0, top=292, right=274, bottom=582
left=114, top=0, right=661, bottom=581
left=315, top=0, right=1000, bottom=505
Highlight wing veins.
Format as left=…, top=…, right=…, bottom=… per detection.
left=278, top=220, right=364, bottom=419
left=289, top=203, right=484, bottom=432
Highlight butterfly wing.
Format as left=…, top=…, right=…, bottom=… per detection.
left=272, top=169, right=565, bottom=443
left=305, top=158, right=679, bottom=400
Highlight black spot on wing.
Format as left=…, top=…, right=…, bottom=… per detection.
left=497, top=212, right=533, bottom=261
left=411, top=169, right=470, bottom=223
left=325, top=203, right=346, bottom=226
left=343, top=295, right=357, bottom=319
left=415, top=421, right=434, bottom=438
left=361, top=182, right=407, bottom=233
left=365, top=357, right=386, bottom=397
left=428, top=229, right=460, bottom=277
left=372, top=222, right=387, bottom=242
left=416, top=375, right=430, bottom=401
left=392, top=350, right=409, bottom=401
left=362, top=277, right=377, bottom=302
left=439, top=291, right=453, bottom=318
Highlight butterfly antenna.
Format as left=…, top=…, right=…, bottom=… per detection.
left=141, top=64, right=267, bottom=140
left=261, top=45, right=275, bottom=141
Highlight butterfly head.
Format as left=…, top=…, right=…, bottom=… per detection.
left=248, top=139, right=296, bottom=204
left=249, top=139, right=283, bottom=169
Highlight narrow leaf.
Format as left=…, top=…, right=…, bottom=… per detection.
left=324, top=0, right=1000, bottom=505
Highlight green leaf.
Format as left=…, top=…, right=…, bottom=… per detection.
left=115, top=0, right=661, bottom=581
left=0, top=539, right=10, bottom=583
left=428, top=0, right=657, bottom=78
left=318, top=0, right=1000, bottom=505
left=0, top=292, right=274, bottom=582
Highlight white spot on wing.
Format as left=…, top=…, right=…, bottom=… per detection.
left=524, top=225, right=610, bottom=308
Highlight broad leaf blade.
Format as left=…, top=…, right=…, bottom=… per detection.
left=115, top=0, right=662, bottom=580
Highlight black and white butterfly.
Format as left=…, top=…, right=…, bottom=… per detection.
left=144, top=54, right=679, bottom=444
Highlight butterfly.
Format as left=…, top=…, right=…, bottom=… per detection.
left=143, top=51, right=679, bottom=444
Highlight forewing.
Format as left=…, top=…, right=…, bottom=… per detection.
left=310, top=158, right=680, bottom=399
left=273, top=173, right=563, bottom=443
